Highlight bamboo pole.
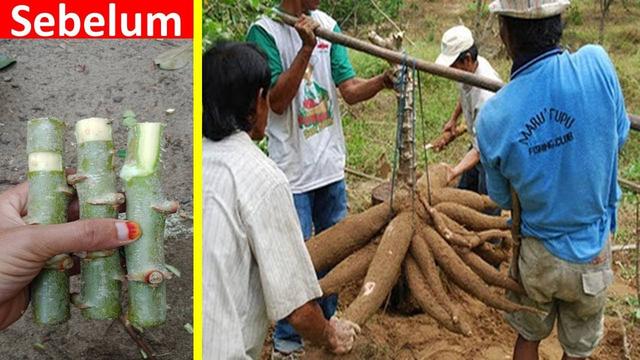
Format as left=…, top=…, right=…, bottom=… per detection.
left=276, top=10, right=640, bottom=129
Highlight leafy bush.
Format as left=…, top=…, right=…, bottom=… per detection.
left=566, top=2, right=584, bottom=26
left=203, top=0, right=277, bottom=50
left=321, top=0, right=403, bottom=29
left=203, top=0, right=404, bottom=50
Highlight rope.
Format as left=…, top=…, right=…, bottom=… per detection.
left=410, top=59, right=418, bottom=218
left=416, top=69, right=432, bottom=205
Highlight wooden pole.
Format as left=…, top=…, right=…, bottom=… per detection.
left=635, top=200, right=639, bottom=304
left=620, top=177, right=640, bottom=194
left=276, top=10, right=640, bottom=129
left=629, top=113, right=640, bottom=132
left=275, top=10, right=504, bottom=92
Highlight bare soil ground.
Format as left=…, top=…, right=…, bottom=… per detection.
left=301, top=252, right=639, bottom=359
left=0, top=40, right=193, bottom=359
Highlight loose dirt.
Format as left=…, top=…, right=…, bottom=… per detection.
left=300, top=265, right=639, bottom=360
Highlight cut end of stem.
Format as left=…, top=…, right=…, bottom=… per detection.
left=120, top=122, right=164, bottom=181
left=75, top=118, right=113, bottom=143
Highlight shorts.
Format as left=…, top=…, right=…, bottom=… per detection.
left=505, top=236, right=613, bottom=358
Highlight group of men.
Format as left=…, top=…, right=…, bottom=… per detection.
left=203, top=0, right=631, bottom=359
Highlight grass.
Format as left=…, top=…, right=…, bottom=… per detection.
left=344, top=38, right=469, bottom=176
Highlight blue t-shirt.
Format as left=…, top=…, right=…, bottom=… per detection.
left=476, top=45, right=631, bottom=263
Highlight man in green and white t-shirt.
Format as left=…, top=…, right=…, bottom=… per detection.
left=247, top=0, right=393, bottom=357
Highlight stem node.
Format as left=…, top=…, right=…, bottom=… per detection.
left=87, top=192, right=125, bottom=206
left=67, top=174, right=88, bottom=185
left=152, top=200, right=179, bottom=214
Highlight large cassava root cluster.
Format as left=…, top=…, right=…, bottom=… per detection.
left=309, top=164, right=535, bottom=335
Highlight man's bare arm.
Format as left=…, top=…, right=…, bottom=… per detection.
left=269, top=16, right=318, bottom=115
left=443, top=100, right=463, bottom=134
left=338, top=72, right=393, bottom=105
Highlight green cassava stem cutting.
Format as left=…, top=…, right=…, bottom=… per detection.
left=27, top=118, right=74, bottom=325
left=70, top=118, right=125, bottom=320
left=120, top=121, right=179, bottom=328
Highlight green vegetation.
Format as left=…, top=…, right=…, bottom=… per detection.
left=202, top=0, right=402, bottom=49
left=202, top=0, right=275, bottom=49
left=320, top=0, right=403, bottom=29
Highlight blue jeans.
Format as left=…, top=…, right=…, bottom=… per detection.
left=272, top=179, right=348, bottom=354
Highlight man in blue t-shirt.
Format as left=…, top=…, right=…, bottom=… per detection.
left=476, top=1, right=630, bottom=359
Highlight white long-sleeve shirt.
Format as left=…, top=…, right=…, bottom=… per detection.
left=203, top=132, right=322, bottom=359
left=459, top=56, right=502, bottom=150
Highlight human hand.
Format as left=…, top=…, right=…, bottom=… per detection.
left=382, top=68, right=398, bottom=89
left=325, top=316, right=361, bottom=354
left=0, top=182, right=140, bottom=329
left=295, top=15, right=319, bottom=50
left=442, top=118, right=457, bottom=135
left=442, top=163, right=459, bottom=183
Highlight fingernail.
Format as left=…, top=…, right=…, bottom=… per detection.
left=116, top=221, right=141, bottom=241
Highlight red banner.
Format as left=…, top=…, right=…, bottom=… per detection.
left=0, top=0, right=193, bottom=39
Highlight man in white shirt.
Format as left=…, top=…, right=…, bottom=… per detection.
left=435, top=25, right=503, bottom=194
left=202, top=41, right=360, bottom=360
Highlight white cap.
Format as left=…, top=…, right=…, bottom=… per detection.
left=435, top=25, right=474, bottom=67
left=489, top=0, right=570, bottom=19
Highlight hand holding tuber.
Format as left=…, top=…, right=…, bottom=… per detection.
left=326, top=316, right=361, bottom=354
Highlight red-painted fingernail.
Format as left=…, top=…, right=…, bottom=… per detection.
left=126, top=221, right=142, bottom=240
left=116, top=221, right=141, bottom=241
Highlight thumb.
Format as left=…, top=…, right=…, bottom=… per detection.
left=13, top=219, right=141, bottom=259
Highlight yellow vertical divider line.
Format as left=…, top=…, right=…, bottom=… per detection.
left=192, top=0, right=203, bottom=359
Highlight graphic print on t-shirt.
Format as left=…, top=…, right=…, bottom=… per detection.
left=517, top=107, right=577, bottom=155
left=298, top=63, right=334, bottom=139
